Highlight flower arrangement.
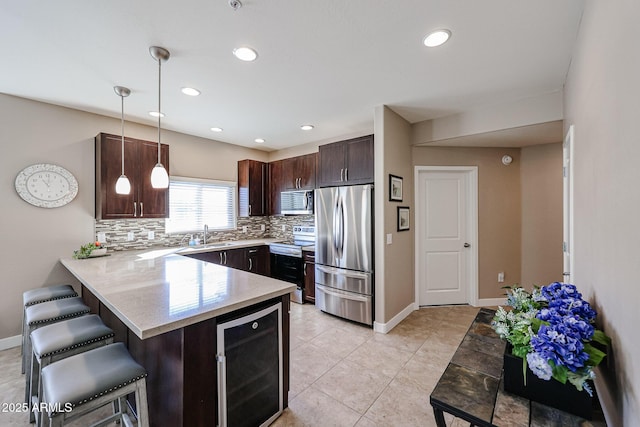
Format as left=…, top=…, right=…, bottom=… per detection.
left=492, top=282, right=610, bottom=396
left=73, top=241, right=105, bottom=259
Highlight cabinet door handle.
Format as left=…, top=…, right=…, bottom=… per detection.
left=219, top=252, right=223, bottom=264
left=140, top=202, right=144, bottom=217
left=340, top=168, right=344, bottom=182
left=249, top=258, right=253, bottom=271
left=133, top=201, right=137, bottom=217
left=224, top=251, right=227, bottom=265
left=248, top=205, right=251, bottom=216
left=303, top=262, right=307, bottom=276
left=345, top=168, right=348, bottom=181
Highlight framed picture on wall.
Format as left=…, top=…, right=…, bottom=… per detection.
left=389, top=174, right=403, bottom=202
left=397, top=206, right=410, bottom=231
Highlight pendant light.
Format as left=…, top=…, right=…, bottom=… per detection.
left=149, top=46, right=170, bottom=189
left=114, top=86, right=131, bottom=195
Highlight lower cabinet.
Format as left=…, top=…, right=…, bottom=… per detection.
left=303, top=250, right=315, bottom=303
left=217, top=301, right=283, bottom=427
left=184, top=246, right=270, bottom=276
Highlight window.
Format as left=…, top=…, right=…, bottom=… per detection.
left=165, top=176, right=236, bottom=234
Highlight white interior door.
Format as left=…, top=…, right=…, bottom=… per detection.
left=415, top=167, right=477, bottom=306
left=563, top=125, right=574, bottom=283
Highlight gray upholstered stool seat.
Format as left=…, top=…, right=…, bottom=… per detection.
left=23, top=284, right=77, bottom=307
left=41, top=342, right=148, bottom=427
left=28, top=315, right=114, bottom=425
left=23, top=297, right=90, bottom=404
left=22, top=284, right=77, bottom=374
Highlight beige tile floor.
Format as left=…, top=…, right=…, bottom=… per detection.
left=0, top=304, right=479, bottom=427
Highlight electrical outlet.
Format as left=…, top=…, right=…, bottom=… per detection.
left=127, top=231, right=134, bottom=241
left=148, top=231, right=155, bottom=240
left=281, top=225, right=286, bottom=232
left=386, top=233, right=392, bottom=245
left=242, top=226, right=247, bottom=233
left=260, top=224, right=266, bottom=232
left=96, top=232, right=106, bottom=243
left=498, top=272, right=505, bottom=283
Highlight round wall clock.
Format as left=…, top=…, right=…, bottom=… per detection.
left=15, top=163, right=79, bottom=208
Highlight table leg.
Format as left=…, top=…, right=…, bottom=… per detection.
left=432, top=407, right=447, bottom=427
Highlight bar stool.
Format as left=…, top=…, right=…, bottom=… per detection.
left=23, top=297, right=90, bottom=403
left=40, top=342, right=149, bottom=427
left=22, top=285, right=78, bottom=373
left=28, top=314, right=114, bottom=425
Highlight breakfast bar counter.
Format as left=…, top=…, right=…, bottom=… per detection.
left=60, top=247, right=294, bottom=339
left=60, top=248, right=295, bottom=427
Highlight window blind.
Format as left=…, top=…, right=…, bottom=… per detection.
left=165, top=177, right=236, bottom=234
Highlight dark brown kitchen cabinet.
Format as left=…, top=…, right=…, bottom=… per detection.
left=247, top=246, right=270, bottom=276
left=268, top=153, right=317, bottom=215
left=303, top=250, right=315, bottom=303
left=238, top=160, right=267, bottom=217
left=318, top=135, right=374, bottom=187
left=95, top=133, right=169, bottom=219
left=184, top=246, right=270, bottom=276
left=210, top=248, right=246, bottom=269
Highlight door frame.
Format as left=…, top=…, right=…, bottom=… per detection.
left=563, top=125, right=575, bottom=283
left=413, top=166, right=479, bottom=308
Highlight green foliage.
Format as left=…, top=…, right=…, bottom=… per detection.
left=73, top=242, right=102, bottom=259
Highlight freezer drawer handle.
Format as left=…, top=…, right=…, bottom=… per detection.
left=318, top=285, right=370, bottom=302
left=315, top=265, right=369, bottom=279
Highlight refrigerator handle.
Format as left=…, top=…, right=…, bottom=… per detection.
left=333, top=195, right=341, bottom=256
left=338, top=195, right=345, bottom=257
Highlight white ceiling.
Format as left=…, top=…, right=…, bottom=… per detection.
left=0, top=1, right=584, bottom=151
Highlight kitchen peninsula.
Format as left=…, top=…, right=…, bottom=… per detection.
left=60, top=246, right=295, bottom=427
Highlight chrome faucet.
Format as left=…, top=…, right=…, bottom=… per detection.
left=203, top=224, right=208, bottom=245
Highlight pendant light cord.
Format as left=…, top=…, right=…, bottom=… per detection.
left=157, top=57, right=162, bottom=164
left=121, top=94, right=125, bottom=175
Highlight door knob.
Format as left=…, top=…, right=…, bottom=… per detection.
left=463, top=243, right=471, bottom=248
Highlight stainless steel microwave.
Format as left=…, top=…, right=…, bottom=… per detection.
left=281, top=190, right=314, bottom=215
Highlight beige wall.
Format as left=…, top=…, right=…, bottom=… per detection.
left=564, top=1, right=640, bottom=424
left=374, top=106, right=414, bottom=324
left=412, top=146, right=521, bottom=299
left=0, top=94, right=267, bottom=340
left=520, top=143, right=563, bottom=286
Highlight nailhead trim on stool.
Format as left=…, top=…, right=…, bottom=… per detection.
left=21, top=285, right=77, bottom=374
left=41, top=343, right=149, bottom=427
left=23, top=297, right=90, bottom=405
left=28, top=315, right=114, bottom=426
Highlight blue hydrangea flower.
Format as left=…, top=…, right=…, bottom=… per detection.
left=526, top=351, right=553, bottom=380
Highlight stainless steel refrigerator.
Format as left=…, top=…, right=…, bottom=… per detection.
left=314, top=184, right=374, bottom=326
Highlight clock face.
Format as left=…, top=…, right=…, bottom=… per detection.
left=15, top=164, right=78, bottom=208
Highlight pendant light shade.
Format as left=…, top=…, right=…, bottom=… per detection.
left=149, top=46, right=170, bottom=189
left=113, top=86, right=131, bottom=195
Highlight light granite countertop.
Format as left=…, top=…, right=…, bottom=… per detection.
left=60, top=241, right=295, bottom=340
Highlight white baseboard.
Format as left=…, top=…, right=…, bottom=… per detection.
left=0, top=334, right=21, bottom=351
left=474, top=297, right=506, bottom=307
left=373, top=302, right=415, bottom=334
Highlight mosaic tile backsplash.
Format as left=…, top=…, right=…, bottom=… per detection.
left=95, top=215, right=314, bottom=251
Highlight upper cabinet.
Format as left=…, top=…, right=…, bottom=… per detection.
left=268, top=153, right=317, bottom=215
left=95, top=133, right=169, bottom=219
left=238, top=159, right=267, bottom=216
left=286, top=153, right=317, bottom=190
left=318, top=135, right=374, bottom=187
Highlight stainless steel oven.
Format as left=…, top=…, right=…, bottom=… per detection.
left=269, top=225, right=315, bottom=304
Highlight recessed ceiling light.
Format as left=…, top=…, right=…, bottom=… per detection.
left=181, top=87, right=201, bottom=96
left=255, top=138, right=265, bottom=143
left=149, top=111, right=165, bottom=118
left=300, top=124, right=314, bottom=131
left=233, top=46, right=258, bottom=62
left=423, top=29, right=451, bottom=47
left=211, top=127, right=223, bottom=132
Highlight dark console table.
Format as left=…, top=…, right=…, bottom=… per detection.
left=429, top=308, right=606, bottom=426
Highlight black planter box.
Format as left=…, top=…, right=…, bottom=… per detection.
left=503, top=346, right=593, bottom=420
